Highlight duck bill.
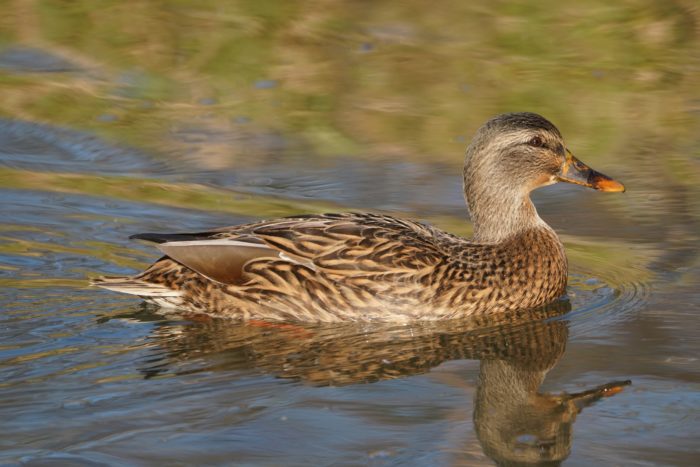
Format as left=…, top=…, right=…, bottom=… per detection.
left=567, top=379, right=631, bottom=412
left=557, top=151, right=625, bottom=192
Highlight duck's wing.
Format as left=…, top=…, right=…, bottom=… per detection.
left=130, top=231, right=279, bottom=286
left=130, top=213, right=453, bottom=286
left=251, top=213, right=451, bottom=275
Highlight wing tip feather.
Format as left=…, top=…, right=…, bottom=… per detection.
left=91, top=276, right=182, bottom=297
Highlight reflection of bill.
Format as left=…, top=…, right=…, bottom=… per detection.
left=125, top=299, right=629, bottom=464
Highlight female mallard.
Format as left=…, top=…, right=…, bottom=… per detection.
left=93, top=112, right=624, bottom=322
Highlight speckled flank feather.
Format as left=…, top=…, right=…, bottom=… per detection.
left=93, top=212, right=566, bottom=322
left=92, top=112, right=622, bottom=322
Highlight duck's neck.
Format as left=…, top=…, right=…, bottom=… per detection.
left=465, top=187, right=549, bottom=243
left=476, top=359, right=546, bottom=408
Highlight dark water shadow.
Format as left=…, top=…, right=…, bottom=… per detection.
left=106, top=300, right=630, bottom=465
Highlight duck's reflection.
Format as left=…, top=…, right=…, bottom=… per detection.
left=128, top=300, right=629, bottom=465
left=473, top=341, right=628, bottom=465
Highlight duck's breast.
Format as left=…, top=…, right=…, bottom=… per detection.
left=441, top=228, right=567, bottom=315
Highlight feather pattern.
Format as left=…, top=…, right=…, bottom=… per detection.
left=92, top=112, right=623, bottom=322
left=94, top=212, right=566, bottom=322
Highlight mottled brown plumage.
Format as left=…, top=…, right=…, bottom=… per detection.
left=93, top=112, right=624, bottom=322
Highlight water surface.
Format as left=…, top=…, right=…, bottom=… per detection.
left=1, top=2, right=699, bottom=465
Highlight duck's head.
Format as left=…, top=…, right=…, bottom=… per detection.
left=464, top=112, right=624, bottom=241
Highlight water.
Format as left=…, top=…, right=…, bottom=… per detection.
left=1, top=2, right=699, bottom=465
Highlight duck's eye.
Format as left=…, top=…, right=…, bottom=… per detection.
left=528, top=136, right=545, bottom=148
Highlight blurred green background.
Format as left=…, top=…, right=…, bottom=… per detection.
left=0, top=0, right=697, bottom=166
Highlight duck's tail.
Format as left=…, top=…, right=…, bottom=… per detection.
left=91, top=276, right=183, bottom=308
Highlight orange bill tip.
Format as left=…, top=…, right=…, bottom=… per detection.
left=601, top=385, right=626, bottom=397
left=592, top=176, right=626, bottom=193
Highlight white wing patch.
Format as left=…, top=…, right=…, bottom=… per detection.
left=156, top=239, right=271, bottom=248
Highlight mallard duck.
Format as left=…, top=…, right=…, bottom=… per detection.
left=93, top=112, right=624, bottom=322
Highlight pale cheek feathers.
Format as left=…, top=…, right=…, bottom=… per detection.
left=527, top=173, right=553, bottom=189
